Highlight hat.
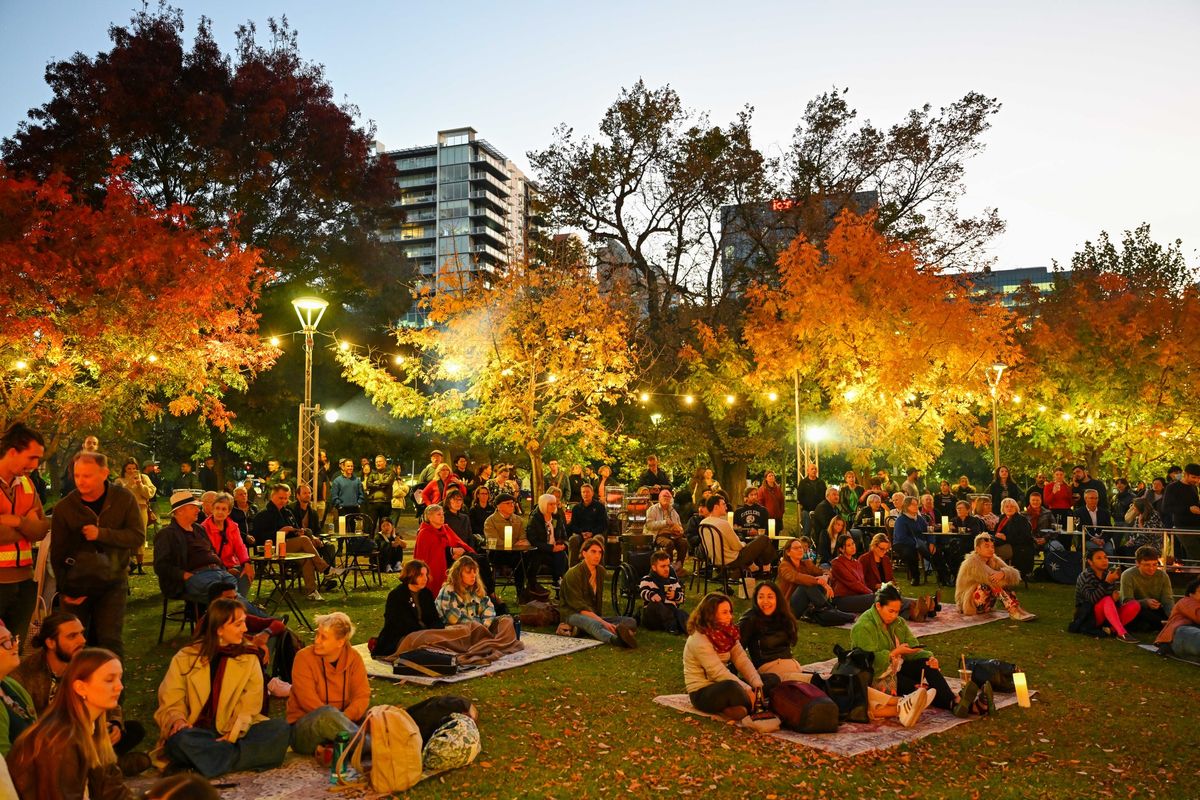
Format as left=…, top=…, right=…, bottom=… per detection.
left=495, top=493, right=515, bottom=505
left=430, top=449, right=444, bottom=457
left=170, top=490, right=202, bottom=511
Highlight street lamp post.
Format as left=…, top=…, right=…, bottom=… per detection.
left=985, top=362, right=1007, bottom=470
left=292, top=295, right=328, bottom=502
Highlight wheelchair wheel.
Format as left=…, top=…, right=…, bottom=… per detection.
left=611, top=562, right=637, bottom=617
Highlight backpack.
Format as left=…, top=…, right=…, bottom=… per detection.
left=825, top=644, right=873, bottom=723
left=337, top=705, right=424, bottom=793
left=423, top=712, right=482, bottom=773
left=769, top=681, right=840, bottom=733
left=518, top=600, right=560, bottom=628
left=1044, top=543, right=1083, bottom=585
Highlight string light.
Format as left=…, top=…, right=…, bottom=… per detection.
left=547, top=373, right=558, bottom=383
left=639, top=391, right=650, bottom=402
left=146, top=353, right=158, bottom=363
left=269, top=336, right=281, bottom=347
left=393, top=355, right=405, bottom=365
left=338, top=341, right=350, bottom=352
left=683, top=394, right=694, bottom=405
left=1037, top=404, right=1047, bottom=412
left=767, top=391, right=778, bottom=402
left=1061, top=412, right=1072, bottom=421
left=1012, top=394, right=1022, bottom=403
left=13, top=360, right=28, bottom=371
left=725, top=394, right=736, bottom=406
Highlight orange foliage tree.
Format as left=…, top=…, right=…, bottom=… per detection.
left=0, top=164, right=277, bottom=454
left=742, top=210, right=1019, bottom=469
left=335, top=263, right=640, bottom=495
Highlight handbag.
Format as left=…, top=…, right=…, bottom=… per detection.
left=964, top=657, right=1018, bottom=693
left=741, top=687, right=782, bottom=733
left=392, top=648, right=459, bottom=677
left=63, top=546, right=121, bottom=594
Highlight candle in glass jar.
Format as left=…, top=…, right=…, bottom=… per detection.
left=727, top=512, right=734, bottom=525
left=941, top=516, right=950, bottom=533
left=504, top=525, right=513, bottom=549
left=1066, top=515, right=1075, bottom=533
left=338, top=516, right=347, bottom=535
left=1013, top=672, right=1031, bottom=708
left=768, top=519, right=776, bottom=536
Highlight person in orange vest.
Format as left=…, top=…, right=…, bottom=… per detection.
left=0, top=423, right=51, bottom=643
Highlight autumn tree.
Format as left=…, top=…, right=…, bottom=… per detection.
left=0, top=163, right=276, bottom=455
left=741, top=210, right=1019, bottom=470
left=336, top=265, right=641, bottom=496
left=1003, top=225, right=1200, bottom=478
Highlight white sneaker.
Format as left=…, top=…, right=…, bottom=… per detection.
left=266, top=677, right=292, bottom=698
left=898, top=686, right=931, bottom=728
left=306, top=590, right=324, bottom=601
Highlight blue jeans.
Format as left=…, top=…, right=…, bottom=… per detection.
left=567, top=613, right=636, bottom=644
left=290, top=705, right=359, bottom=755
left=164, top=718, right=291, bottom=778
left=184, top=567, right=238, bottom=604
left=1173, top=625, right=1200, bottom=659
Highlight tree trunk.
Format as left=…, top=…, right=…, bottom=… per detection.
left=211, top=426, right=235, bottom=492
left=710, top=447, right=748, bottom=505
left=526, top=440, right=544, bottom=499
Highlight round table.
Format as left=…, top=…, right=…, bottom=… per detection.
left=250, top=552, right=315, bottom=630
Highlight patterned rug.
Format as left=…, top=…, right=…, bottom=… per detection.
left=129, top=754, right=385, bottom=799
left=356, top=631, right=604, bottom=685
left=836, top=605, right=1009, bottom=636
left=654, top=655, right=1036, bottom=757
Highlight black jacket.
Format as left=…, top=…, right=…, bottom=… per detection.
left=796, top=478, right=827, bottom=512
left=252, top=502, right=298, bottom=543
left=153, top=519, right=219, bottom=600
left=50, top=484, right=144, bottom=596
left=738, top=611, right=797, bottom=667
left=568, top=499, right=609, bottom=536
left=527, top=512, right=568, bottom=552
left=374, top=586, right=442, bottom=658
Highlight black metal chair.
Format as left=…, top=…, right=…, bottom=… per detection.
left=697, top=523, right=750, bottom=599
left=158, top=594, right=200, bottom=644
left=337, top=513, right=380, bottom=590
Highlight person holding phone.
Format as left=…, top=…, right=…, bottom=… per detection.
left=1069, top=548, right=1140, bottom=642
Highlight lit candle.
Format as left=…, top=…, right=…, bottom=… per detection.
left=768, top=519, right=776, bottom=536
left=1066, top=515, right=1075, bottom=533
left=727, top=512, right=734, bottom=525
left=874, top=511, right=881, bottom=526
left=338, top=516, right=347, bottom=535
left=1013, top=672, right=1031, bottom=708
left=504, top=525, right=513, bottom=549
left=941, top=516, right=950, bottom=533
left=275, top=531, right=285, bottom=551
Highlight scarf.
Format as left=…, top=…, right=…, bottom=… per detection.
left=196, top=644, right=259, bottom=731
left=705, top=622, right=740, bottom=654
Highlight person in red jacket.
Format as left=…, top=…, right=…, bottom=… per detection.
left=858, top=533, right=918, bottom=619
left=829, top=534, right=875, bottom=616
left=1043, top=467, right=1075, bottom=527
left=421, top=463, right=467, bottom=508
left=202, top=493, right=254, bottom=596
left=413, top=503, right=475, bottom=596
left=759, top=472, right=786, bottom=532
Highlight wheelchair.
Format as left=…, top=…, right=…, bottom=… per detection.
left=610, top=532, right=655, bottom=617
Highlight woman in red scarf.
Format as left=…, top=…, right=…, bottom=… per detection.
left=413, top=503, right=475, bottom=596
left=682, top=592, right=772, bottom=723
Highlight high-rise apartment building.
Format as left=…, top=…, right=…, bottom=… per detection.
left=379, top=127, right=538, bottom=303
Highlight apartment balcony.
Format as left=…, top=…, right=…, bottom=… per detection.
left=471, top=226, right=507, bottom=248
left=468, top=190, right=506, bottom=212
left=404, top=210, right=437, bottom=222
left=468, top=204, right=507, bottom=227
left=399, top=193, right=437, bottom=206
left=468, top=170, right=510, bottom=197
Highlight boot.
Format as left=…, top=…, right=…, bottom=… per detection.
left=953, top=681, right=979, bottom=718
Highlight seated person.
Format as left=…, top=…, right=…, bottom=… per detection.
left=893, top=496, right=950, bottom=586
left=289, top=483, right=336, bottom=564
left=567, top=482, right=610, bottom=567
left=954, top=533, right=1035, bottom=621
left=973, top=496, right=999, bottom=533
left=154, top=490, right=239, bottom=604
left=153, top=598, right=291, bottom=778
left=993, top=497, right=1036, bottom=578
left=859, top=533, right=915, bottom=619
left=435, top=556, right=499, bottom=625
left=413, top=503, right=476, bottom=597
left=947, top=500, right=985, bottom=572
left=738, top=582, right=806, bottom=683
left=777, top=537, right=851, bottom=626
left=287, top=612, right=369, bottom=756
left=853, top=493, right=888, bottom=535
left=0, top=620, right=35, bottom=756
left=1076, top=489, right=1115, bottom=555
left=638, top=550, right=688, bottom=634
left=645, top=488, right=689, bottom=570
left=1154, top=577, right=1200, bottom=658
left=377, top=517, right=407, bottom=572
left=829, top=534, right=881, bottom=616
left=202, top=492, right=255, bottom=597
left=683, top=592, right=773, bottom=723
left=560, top=538, right=638, bottom=648
left=7, top=647, right=134, bottom=799
left=850, top=584, right=959, bottom=724
left=372, top=560, right=443, bottom=658
left=526, top=493, right=568, bottom=587
left=810, top=487, right=844, bottom=563
left=14, top=612, right=148, bottom=771
left=485, top=494, right=549, bottom=602
left=732, top=486, right=770, bottom=535
left=1069, top=548, right=1140, bottom=642
left=1023, top=491, right=1055, bottom=539
left=699, top=494, right=776, bottom=587
left=1119, top=546, right=1174, bottom=632
left=203, top=584, right=289, bottom=693
left=684, top=487, right=715, bottom=556
left=252, top=483, right=332, bottom=601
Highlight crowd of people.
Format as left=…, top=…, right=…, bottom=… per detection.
left=3, top=422, right=1199, bottom=797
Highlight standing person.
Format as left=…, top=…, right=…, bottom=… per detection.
left=59, top=434, right=101, bottom=499
left=796, top=464, right=827, bottom=539
left=1162, top=463, right=1200, bottom=561
left=421, top=463, right=466, bottom=508
left=0, top=423, right=51, bottom=643
left=174, top=461, right=201, bottom=493
left=197, top=457, right=219, bottom=493
left=329, top=459, right=365, bottom=533
left=759, top=471, right=786, bottom=533
left=901, top=469, right=922, bottom=499
left=644, top=488, right=688, bottom=572
left=286, top=612, right=370, bottom=756
left=683, top=592, right=769, bottom=722
left=364, top=455, right=393, bottom=527
left=142, top=460, right=164, bottom=498
left=560, top=538, right=638, bottom=648
left=315, top=449, right=332, bottom=527
left=1072, top=465, right=1108, bottom=510
left=116, top=457, right=156, bottom=575
left=987, top=465, right=1021, bottom=512
left=452, top=454, right=476, bottom=489
left=953, top=475, right=977, bottom=502
left=50, top=452, right=144, bottom=661
left=6, top=648, right=134, bottom=800
left=566, top=464, right=586, bottom=504
left=638, top=551, right=688, bottom=634
left=152, top=599, right=291, bottom=778
left=389, top=464, right=411, bottom=525
left=416, top=449, right=446, bottom=487
left=733, top=486, right=771, bottom=535
left=1043, top=467, right=1075, bottom=528
left=637, top=455, right=670, bottom=490
left=1024, top=472, right=1047, bottom=505
left=1112, top=478, right=1135, bottom=526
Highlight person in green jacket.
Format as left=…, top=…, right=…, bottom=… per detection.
left=849, top=584, right=958, bottom=714
left=0, top=621, right=36, bottom=755
left=560, top=538, right=637, bottom=648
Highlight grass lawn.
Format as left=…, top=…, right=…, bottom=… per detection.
left=117, top=509, right=1197, bottom=799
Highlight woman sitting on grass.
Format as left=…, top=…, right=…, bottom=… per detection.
left=7, top=648, right=133, bottom=800
left=738, top=582, right=806, bottom=683
left=829, top=534, right=883, bottom=616
left=1069, top=548, right=1140, bottom=643
left=286, top=612, right=369, bottom=757
left=777, top=537, right=851, bottom=626
left=435, top=556, right=499, bottom=625
left=1155, top=577, right=1200, bottom=658
left=859, top=533, right=916, bottom=618
left=683, top=592, right=774, bottom=725
left=372, top=560, right=443, bottom=658
left=954, top=533, right=1035, bottom=621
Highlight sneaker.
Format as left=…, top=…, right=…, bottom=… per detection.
left=615, top=623, right=638, bottom=649
left=267, top=677, right=292, bottom=698
left=306, top=590, right=324, bottom=601
left=1116, top=633, right=1139, bottom=644
left=953, top=682, right=979, bottom=718
left=898, top=686, right=931, bottom=728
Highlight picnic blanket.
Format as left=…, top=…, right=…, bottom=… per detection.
left=357, top=631, right=603, bottom=685
left=837, top=605, right=1008, bottom=636
left=373, top=618, right=524, bottom=666
left=129, top=754, right=380, bottom=799
left=654, top=655, right=1036, bottom=756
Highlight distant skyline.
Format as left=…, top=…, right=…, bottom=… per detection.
left=2, top=0, right=1197, bottom=270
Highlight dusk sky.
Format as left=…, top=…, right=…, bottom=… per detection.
left=2, top=0, right=1197, bottom=271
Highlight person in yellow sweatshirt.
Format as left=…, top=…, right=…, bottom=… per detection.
left=286, top=611, right=370, bottom=755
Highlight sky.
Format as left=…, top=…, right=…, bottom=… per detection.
left=1, top=0, right=1198, bottom=270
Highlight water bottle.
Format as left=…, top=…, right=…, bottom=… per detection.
left=330, top=730, right=351, bottom=784
left=512, top=615, right=522, bottom=639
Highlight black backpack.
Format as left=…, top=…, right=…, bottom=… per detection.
left=824, top=644, right=874, bottom=723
